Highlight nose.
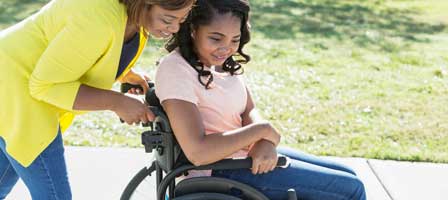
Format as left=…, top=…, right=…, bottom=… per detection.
left=167, top=24, right=180, bottom=34
left=217, top=46, right=231, bottom=54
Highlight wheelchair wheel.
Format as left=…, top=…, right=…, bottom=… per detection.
left=172, top=193, right=241, bottom=200
left=174, top=177, right=269, bottom=200
left=120, top=165, right=156, bottom=200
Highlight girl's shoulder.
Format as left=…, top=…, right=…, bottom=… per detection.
left=157, top=50, right=197, bottom=76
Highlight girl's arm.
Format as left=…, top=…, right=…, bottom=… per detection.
left=241, top=87, right=281, bottom=174
left=162, top=99, right=280, bottom=166
left=241, top=87, right=281, bottom=147
left=241, top=87, right=265, bottom=126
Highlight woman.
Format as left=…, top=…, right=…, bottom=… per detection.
left=0, top=0, right=194, bottom=199
left=155, top=0, right=366, bottom=199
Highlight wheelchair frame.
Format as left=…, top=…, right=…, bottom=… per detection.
left=119, top=83, right=294, bottom=200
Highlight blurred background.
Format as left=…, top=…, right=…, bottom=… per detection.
left=1, top=0, right=447, bottom=163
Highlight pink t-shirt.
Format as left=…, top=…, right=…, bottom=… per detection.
left=155, top=50, right=249, bottom=176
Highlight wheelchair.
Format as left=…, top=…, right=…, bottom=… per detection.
left=119, top=82, right=297, bottom=200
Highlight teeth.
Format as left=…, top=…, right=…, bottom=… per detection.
left=161, top=31, right=170, bottom=36
left=214, top=55, right=226, bottom=59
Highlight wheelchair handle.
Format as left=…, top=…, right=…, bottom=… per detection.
left=120, top=81, right=155, bottom=93
left=119, top=81, right=156, bottom=125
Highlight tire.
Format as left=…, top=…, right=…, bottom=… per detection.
left=121, top=166, right=270, bottom=200
left=174, top=177, right=269, bottom=200
left=172, top=193, right=241, bottom=200
left=120, top=165, right=157, bottom=200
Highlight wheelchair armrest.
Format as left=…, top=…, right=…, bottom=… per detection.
left=157, top=156, right=290, bottom=200
left=194, top=156, right=290, bottom=171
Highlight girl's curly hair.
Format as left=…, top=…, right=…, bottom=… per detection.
left=166, top=0, right=251, bottom=89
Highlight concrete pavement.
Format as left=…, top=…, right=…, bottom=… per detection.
left=6, top=147, right=448, bottom=200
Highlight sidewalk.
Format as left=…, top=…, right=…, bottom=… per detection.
left=6, top=147, right=448, bottom=200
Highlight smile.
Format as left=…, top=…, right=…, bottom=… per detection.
left=213, top=55, right=228, bottom=60
left=160, top=31, right=171, bottom=37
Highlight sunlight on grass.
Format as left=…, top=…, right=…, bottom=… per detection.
left=2, top=0, right=447, bottom=162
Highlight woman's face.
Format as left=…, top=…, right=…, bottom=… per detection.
left=144, top=4, right=193, bottom=39
left=192, top=13, right=242, bottom=67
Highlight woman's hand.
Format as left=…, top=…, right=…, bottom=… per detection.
left=120, top=70, right=150, bottom=95
left=248, top=139, right=278, bottom=175
left=112, top=94, right=155, bottom=125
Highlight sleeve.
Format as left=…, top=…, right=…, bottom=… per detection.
left=28, top=10, right=113, bottom=111
left=155, top=56, right=199, bottom=105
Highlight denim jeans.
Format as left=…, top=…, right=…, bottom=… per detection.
left=0, top=133, right=71, bottom=200
left=212, top=147, right=366, bottom=200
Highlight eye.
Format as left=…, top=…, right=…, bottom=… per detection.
left=232, top=40, right=240, bottom=43
left=209, top=37, right=220, bottom=41
left=161, top=18, right=172, bottom=25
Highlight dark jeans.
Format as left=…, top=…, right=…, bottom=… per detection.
left=212, top=147, right=366, bottom=200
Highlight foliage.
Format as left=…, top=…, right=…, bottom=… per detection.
left=2, top=0, right=447, bottom=162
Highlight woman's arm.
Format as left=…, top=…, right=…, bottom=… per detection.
left=28, top=8, right=113, bottom=112
left=162, top=99, right=280, bottom=166
left=73, top=84, right=154, bottom=124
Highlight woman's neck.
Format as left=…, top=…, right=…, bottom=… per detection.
left=124, top=22, right=138, bottom=43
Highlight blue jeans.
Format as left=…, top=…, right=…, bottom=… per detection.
left=0, top=133, right=71, bottom=200
left=212, top=147, right=366, bottom=200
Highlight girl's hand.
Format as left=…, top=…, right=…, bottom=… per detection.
left=120, top=70, right=151, bottom=95
left=248, top=139, right=278, bottom=175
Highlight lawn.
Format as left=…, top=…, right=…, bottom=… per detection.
left=1, top=0, right=447, bottom=162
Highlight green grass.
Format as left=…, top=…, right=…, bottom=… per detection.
left=2, top=0, right=447, bottom=163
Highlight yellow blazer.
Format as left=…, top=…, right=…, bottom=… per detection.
left=0, top=0, right=147, bottom=167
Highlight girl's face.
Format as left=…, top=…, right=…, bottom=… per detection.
left=144, top=4, right=193, bottom=39
left=192, top=13, right=242, bottom=67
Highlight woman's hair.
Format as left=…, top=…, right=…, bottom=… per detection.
left=119, top=0, right=195, bottom=27
left=166, top=0, right=251, bottom=89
